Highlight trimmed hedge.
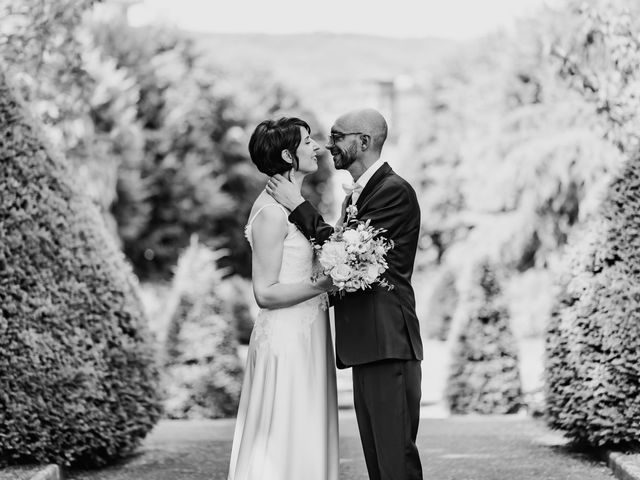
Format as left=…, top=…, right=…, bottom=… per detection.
left=545, top=154, right=640, bottom=447
left=162, top=237, right=243, bottom=418
left=446, top=260, right=523, bottom=414
left=217, top=275, right=256, bottom=345
left=0, top=72, right=162, bottom=466
left=425, top=268, right=459, bottom=341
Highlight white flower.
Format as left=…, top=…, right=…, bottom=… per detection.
left=319, top=241, right=348, bottom=269
left=346, top=278, right=363, bottom=291
left=331, top=264, right=353, bottom=282
left=310, top=214, right=394, bottom=294
left=346, top=245, right=358, bottom=255
left=356, top=240, right=372, bottom=254
left=363, top=263, right=381, bottom=283
left=342, top=229, right=360, bottom=245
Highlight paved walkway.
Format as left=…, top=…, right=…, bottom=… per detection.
left=66, top=410, right=614, bottom=480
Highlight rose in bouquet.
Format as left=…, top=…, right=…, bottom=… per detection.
left=313, top=205, right=394, bottom=294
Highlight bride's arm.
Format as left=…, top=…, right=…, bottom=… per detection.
left=251, top=206, right=330, bottom=309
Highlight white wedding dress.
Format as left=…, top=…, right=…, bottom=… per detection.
left=227, top=203, right=339, bottom=480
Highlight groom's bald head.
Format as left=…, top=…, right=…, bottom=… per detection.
left=335, top=108, right=388, bottom=155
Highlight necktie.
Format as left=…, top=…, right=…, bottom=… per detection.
left=342, top=182, right=363, bottom=204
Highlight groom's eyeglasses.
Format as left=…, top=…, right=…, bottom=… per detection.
left=328, top=131, right=365, bottom=145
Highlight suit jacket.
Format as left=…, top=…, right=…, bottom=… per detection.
left=289, top=162, right=423, bottom=368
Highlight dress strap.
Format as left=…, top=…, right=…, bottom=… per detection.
left=247, top=203, right=290, bottom=228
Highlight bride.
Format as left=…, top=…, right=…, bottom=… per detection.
left=227, top=117, right=339, bottom=480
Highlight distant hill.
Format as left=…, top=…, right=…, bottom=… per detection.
left=191, top=32, right=457, bottom=124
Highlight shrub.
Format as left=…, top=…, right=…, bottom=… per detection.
left=92, top=21, right=334, bottom=281
left=545, top=154, right=640, bottom=447
left=446, top=260, right=523, bottom=414
left=217, top=275, right=256, bottom=345
left=162, top=237, right=243, bottom=418
left=1, top=0, right=147, bottom=244
left=0, top=72, right=162, bottom=467
left=424, top=268, right=458, bottom=340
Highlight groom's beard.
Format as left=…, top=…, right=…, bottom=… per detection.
left=331, top=144, right=358, bottom=170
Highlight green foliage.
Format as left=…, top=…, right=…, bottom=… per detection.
left=553, top=0, right=640, bottom=154
left=446, top=260, right=523, bottom=414
left=2, top=5, right=334, bottom=281
left=0, top=0, right=143, bottom=225
left=0, top=72, right=161, bottom=467
left=409, top=5, right=624, bottom=343
left=0, top=0, right=95, bottom=97
left=216, top=275, right=256, bottom=345
left=503, top=268, right=556, bottom=339
left=413, top=25, right=620, bottom=274
left=162, top=237, right=243, bottom=419
left=91, top=20, right=333, bottom=280
left=81, top=21, right=242, bottom=279
left=424, top=269, right=458, bottom=341
left=545, top=153, right=640, bottom=447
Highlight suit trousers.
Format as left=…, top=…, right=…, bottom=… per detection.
left=352, top=359, right=423, bottom=480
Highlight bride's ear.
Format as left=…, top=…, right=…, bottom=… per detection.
left=281, top=150, right=293, bottom=165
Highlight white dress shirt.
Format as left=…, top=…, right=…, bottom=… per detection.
left=349, top=158, right=385, bottom=204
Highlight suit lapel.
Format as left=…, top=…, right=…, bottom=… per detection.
left=355, top=162, right=392, bottom=211
left=342, top=193, right=353, bottom=223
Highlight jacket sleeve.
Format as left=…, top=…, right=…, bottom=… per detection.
left=288, top=200, right=336, bottom=245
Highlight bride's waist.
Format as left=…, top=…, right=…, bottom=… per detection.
left=257, top=294, right=328, bottom=317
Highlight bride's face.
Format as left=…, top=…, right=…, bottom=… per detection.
left=294, top=126, right=320, bottom=174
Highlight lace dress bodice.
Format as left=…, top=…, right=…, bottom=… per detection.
left=245, top=203, right=315, bottom=284
left=244, top=203, right=328, bottom=348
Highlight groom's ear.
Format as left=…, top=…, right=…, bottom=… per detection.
left=360, top=134, right=370, bottom=151
left=281, top=150, right=293, bottom=164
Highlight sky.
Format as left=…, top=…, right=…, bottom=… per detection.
left=128, top=0, right=559, bottom=40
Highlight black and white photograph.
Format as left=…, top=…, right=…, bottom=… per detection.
left=1, top=0, right=639, bottom=479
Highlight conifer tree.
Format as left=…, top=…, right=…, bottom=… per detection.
left=162, top=237, right=243, bottom=418
left=446, top=260, right=523, bottom=414
left=545, top=154, right=640, bottom=446
left=0, top=72, right=161, bottom=466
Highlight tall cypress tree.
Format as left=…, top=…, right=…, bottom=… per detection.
left=162, top=237, right=243, bottom=419
left=446, top=260, right=523, bottom=414
left=0, top=72, right=162, bottom=466
left=545, top=154, right=640, bottom=447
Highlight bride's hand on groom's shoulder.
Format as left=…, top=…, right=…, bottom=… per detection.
left=265, top=174, right=305, bottom=211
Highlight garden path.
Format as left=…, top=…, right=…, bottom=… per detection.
left=66, top=412, right=613, bottom=480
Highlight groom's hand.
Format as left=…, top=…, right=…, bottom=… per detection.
left=265, top=174, right=305, bottom=211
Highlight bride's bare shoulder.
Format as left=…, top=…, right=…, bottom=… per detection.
left=248, top=191, right=271, bottom=216
left=247, top=193, right=288, bottom=231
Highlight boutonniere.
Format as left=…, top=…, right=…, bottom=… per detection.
left=345, top=204, right=358, bottom=221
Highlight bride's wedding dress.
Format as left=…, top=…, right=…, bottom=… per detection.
left=227, top=203, right=339, bottom=480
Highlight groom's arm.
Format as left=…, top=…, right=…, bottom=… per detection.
left=289, top=201, right=338, bottom=307
left=289, top=201, right=335, bottom=244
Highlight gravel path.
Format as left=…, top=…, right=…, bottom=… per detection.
left=66, top=412, right=614, bottom=480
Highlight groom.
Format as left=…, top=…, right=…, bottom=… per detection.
left=266, top=108, right=423, bottom=480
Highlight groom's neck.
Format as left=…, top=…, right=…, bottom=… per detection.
left=349, top=155, right=380, bottom=182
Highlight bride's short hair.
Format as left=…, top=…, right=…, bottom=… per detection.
left=249, top=117, right=311, bottom=176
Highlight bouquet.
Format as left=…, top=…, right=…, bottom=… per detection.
left=313, top=205, right=394, bottom=294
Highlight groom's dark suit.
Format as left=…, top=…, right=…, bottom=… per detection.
left=289, top=162, right=423, bottom=480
